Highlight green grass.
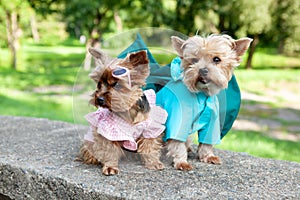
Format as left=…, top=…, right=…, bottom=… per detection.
left=241, top=47, right=300, bottom=69
left=0, top=90, right=74, bottom=122
left=1, top=44, right=85, bottom=90
left=0, top=39, right=85, bottom=123
left=1, top=39, right=300, bottom=162
left=216, top=130, right=300, bottom=163
left=234, top=69, right=300, bottom=95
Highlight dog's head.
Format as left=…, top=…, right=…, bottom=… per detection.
left=88, top=48, right=149, bottom=113
left=171, top=34, right=252, bottom=96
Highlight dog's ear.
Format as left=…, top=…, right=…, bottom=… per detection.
left=127, top=50, right=150, bottom=86
left=128, top=50, right=149, bottom=67
left=234, top=38, right=253, bottom=57
left=171, top=36, right=185, bottom=57
left=88, top=47, right=111, bottom=67
left=88, top=48, right=112, bottom=82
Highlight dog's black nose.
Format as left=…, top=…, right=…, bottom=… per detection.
left=199, top=68, right=209, bottom=76
left=97, top=97, right=105, bottom=105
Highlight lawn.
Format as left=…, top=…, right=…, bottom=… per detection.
left=0, top=40, right=299, bottom=162
left=0, top=41, right=85, bottom=122
left=217, top=130, right=300, bottom=162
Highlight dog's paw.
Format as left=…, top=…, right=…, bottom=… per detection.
left=200, top=156, right=222, bottom=165
left=145, top=161, right=165, bottom=170
left=79, top=144, right=99, bottom=165
left=102, top=166, right=119, bottom=176
left=83, top=156, right=99, bottom=165
left=174, top=162, right=193, bottom=171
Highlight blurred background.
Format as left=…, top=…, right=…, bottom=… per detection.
left=0, top=0, right=299, bottom=162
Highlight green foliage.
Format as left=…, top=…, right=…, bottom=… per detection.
left=0, top=0, right=23, bottom=11
left=0, top=8, right=7, bottom=47
left=0, top=0, right=33, bottom=38
left=62, top=0, right=128, bottom=38
left=122, top=0, right=170, bottom=29
left=1, top=0, right=300, bottom=56
left=170, top=0, right=198, bottom=34
left=0, top=48, right=10, bottom=67
left=27, top=0, right=63, bottom=15
left=35, top=14, right=69, bottom=45
left=233, top=0, right=273, bottom=36
left=270, top=0, right=300, bottom=55
left=271, top=0, right=300, bottom=37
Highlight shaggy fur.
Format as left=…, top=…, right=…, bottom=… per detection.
left=78, top=49, right=164, bottom=175
left=167, top=34, right=252, bottom=170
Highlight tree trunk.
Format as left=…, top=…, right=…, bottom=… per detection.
left=83, top=10, right=103, bottom=71
left=6, top=11, right=19, bottom=70
left=114, top=10, right=123, bottom=32
left=278, top=38, right=285, bottom=54
left=30, top=14, right=40, bottom=42
left=218, top=14, right=226, bottom=32
left=245, top=34, right=259, bottom=69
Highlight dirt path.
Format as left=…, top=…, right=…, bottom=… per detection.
left=233, top=89, right=300, bottom=141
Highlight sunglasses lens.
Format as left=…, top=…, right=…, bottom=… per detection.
left=112, top=68, right=127, bottom=76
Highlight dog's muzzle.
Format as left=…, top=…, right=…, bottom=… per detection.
left=199, top=68, right=208, bottom=76
left=198, top=68, right=209, bottom=84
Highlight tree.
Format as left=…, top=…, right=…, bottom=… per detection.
left=270, top=0, right=300, bottom=55
left=61, top=0, right=128, bottom=69
left=0, top=0, right=26, bottom=70
left=193, top=0, right=273, bottom=69
left=231, top=0, right=273, bottom=69
left=195, top=0, right=240, bottom=35
left=167, top=0, right=204, bottom=35
left=123, top=0, right=168, bottom=29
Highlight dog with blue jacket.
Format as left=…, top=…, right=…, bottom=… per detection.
left=156, top=34, right=252, bottom=170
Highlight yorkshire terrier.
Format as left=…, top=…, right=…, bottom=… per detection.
left=79, top=48, right=167, bottom=175
left=157, top=34, right=252, bottom=170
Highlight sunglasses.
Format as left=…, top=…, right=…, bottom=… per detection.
left=111, top=66, right=131, bottom=88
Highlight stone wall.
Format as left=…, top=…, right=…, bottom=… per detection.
left=0, top=116, right=299, bottom=199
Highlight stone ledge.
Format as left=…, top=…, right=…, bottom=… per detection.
left=0, top=116, right=299, bottom=199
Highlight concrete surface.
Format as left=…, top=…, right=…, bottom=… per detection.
left=0, top=116, right=299, bottom=199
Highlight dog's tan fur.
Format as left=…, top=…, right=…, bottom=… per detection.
left=168, top=34, right=252, bottom=170
left=78, top=49, right=164, bottom=175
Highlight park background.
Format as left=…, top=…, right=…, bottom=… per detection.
left=0, top=0, right=299, bottom=163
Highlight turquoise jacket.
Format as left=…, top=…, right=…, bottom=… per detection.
left=156, top=57, right=221, bottom=144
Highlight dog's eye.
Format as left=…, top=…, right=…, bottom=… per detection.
left=112, top=81, right=121, bottom=90
left=191, top=58, right=198, bottom=64
left=213, top=57, right=221, bottom=64
left=111, top=81, right=117, bottom=87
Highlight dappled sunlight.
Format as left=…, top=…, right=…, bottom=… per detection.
left=198, top=67, right=300, bottom=162
left=233, top=119, right=300, bottom=141
left=234, top=89, right=300, bottom=142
